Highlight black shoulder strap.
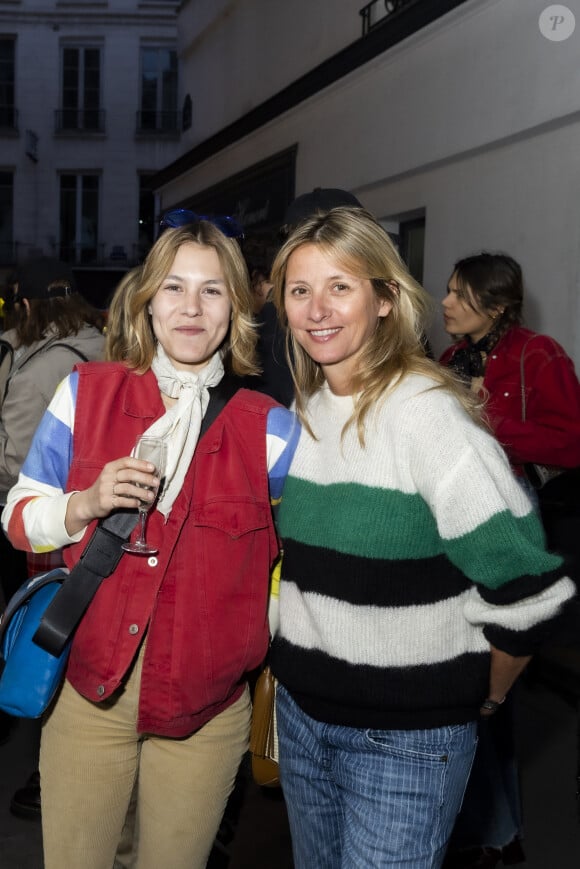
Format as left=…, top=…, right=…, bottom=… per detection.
left=32, top=375, right=241, bottom=657
left=49, top=342, right=89, bottom=363
left=32, top=510, right=139, bottom=656
left=201, top=374, right=241, bottom=438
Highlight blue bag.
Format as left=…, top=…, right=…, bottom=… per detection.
left=0, top=569, right=70, bottom=718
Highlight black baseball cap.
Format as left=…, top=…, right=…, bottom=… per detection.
left=15, top=258, right=76, bottom=301
left=282, top=187, right=362, bottom=231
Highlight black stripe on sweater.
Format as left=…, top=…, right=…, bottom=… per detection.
left=478, top=565, right=568, bottom=605
left=270, top=636, right=488, bottom=730
left=282, top=538, right=565, bottom=608
left=282, top=539, right=470, bottom=607
left=484, top=617, right=563, bottom=656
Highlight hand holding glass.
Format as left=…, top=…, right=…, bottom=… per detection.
left=122, top=437, right=167, bottom=555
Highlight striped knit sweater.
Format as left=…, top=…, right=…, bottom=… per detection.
left=270, top=374, right=574, bottom=730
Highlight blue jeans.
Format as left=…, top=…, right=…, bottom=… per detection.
left=276, top=685, right=477, bottom=868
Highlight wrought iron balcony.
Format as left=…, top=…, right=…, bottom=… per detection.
left=55, top=109, right=106, bottom=134
left=360, top=0, right=417, bottom=36
left=136, top=110, right=180, bottom=135
left=0, top=241, right=46, bottom=267
left=57, top=242, right=106, bottom=266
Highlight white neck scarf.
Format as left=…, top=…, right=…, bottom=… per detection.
left=145, top=345, right=224, bottom=517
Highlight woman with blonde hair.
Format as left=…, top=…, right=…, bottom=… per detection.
left=267, top=206, right=573, bottom=868
left=104, top=265, right=143, bottom=362
left=3, top=213, right=298, bottom=869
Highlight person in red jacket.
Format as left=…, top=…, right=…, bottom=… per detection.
left=3, top=213, right=298, bottom=869
left=440, top=251, right=580, bottom=868
left=441, top=252, right=580, bottom=481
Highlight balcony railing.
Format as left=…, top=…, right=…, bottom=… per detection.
left=54, top=109, right=106, bottom=134
left=0, top=106, right=18, bottom=132
left=360, top=0, right=416, bottom=36
left=57, top=242, right=106, bottom=266
left=1, top=240, right=148, bottom=269
left=136, top=110, right=180, bottom=135
left=57, top=242, right=148, bottom=268
left=0, top=241, right=45, bottom=267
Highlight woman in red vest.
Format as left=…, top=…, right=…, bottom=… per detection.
left=3, top=212, right=298, bottom=869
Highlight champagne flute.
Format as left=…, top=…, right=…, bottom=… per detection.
left=122, top=436, right=167, bottom=555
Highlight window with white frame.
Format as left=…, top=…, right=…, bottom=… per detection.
left=138, top=46, right=178, bottom=133
left=59, top=45, right=102, bottom=132
left=59, top=174, right=100, bottom=264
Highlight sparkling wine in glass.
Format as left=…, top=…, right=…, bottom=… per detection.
left=122, top=436, right=167, bottom=555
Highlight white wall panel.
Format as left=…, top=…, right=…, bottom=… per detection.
left=166, top=0, right=580, bottom=363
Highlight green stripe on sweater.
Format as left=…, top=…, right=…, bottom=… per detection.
left=445, top=509, right=561, bottom=588
left=278, top=476, right=439, bottom=558
left=278, top=476, right=561, bottom=588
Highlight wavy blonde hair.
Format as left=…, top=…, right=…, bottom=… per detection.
left=105, top=266, right=143, bottom=362
left=271, top=207, right=481, bottom=442
left=119, top=223, right=258, bottom=375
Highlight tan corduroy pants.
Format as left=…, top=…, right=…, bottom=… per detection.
left=40, top=642, right=251, bottom=869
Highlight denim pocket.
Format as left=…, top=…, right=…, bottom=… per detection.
left=364, top=725, right=470, bottom=764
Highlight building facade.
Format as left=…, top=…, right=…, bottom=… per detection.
left=154, top=0, right=580, bottom=363
left=0, top=0, right=182, bottom=304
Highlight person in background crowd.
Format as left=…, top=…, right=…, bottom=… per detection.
left=249, top=265, right=273, bottom=314
left=3, top=215, right=298, bottom=869
left=441, top=252, right=580, bottom=551
left=104, top=265, right=143, bottom=363
left=0, top=271, right=25, bottom=745
left=440, top=252, right=580, bottom=489
left=0, top=263, right=17, bottom=732
left=0, top=258, right=105, bottom=565
left=0, top=257, right=105, bottom=818
left=440, top=251, right=580, bottom=868
left=268, top=207, right=574, bottom=869
left=0, top=271, right=19, bottom=400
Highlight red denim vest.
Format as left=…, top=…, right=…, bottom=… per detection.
left=64, top=363, right=279, bottom=736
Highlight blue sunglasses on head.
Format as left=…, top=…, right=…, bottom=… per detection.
left=159, top=208, right=244, bottom=239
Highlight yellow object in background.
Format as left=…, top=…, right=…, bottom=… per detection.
left=270, top=555, right=281, bottom=600
left=268, top=553, right=283, bottom=635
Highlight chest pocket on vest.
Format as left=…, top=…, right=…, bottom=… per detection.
left=192, top=498, right=270, bottom=539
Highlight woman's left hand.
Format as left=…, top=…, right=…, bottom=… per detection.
left=481, top=645, right=532, bottom=716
